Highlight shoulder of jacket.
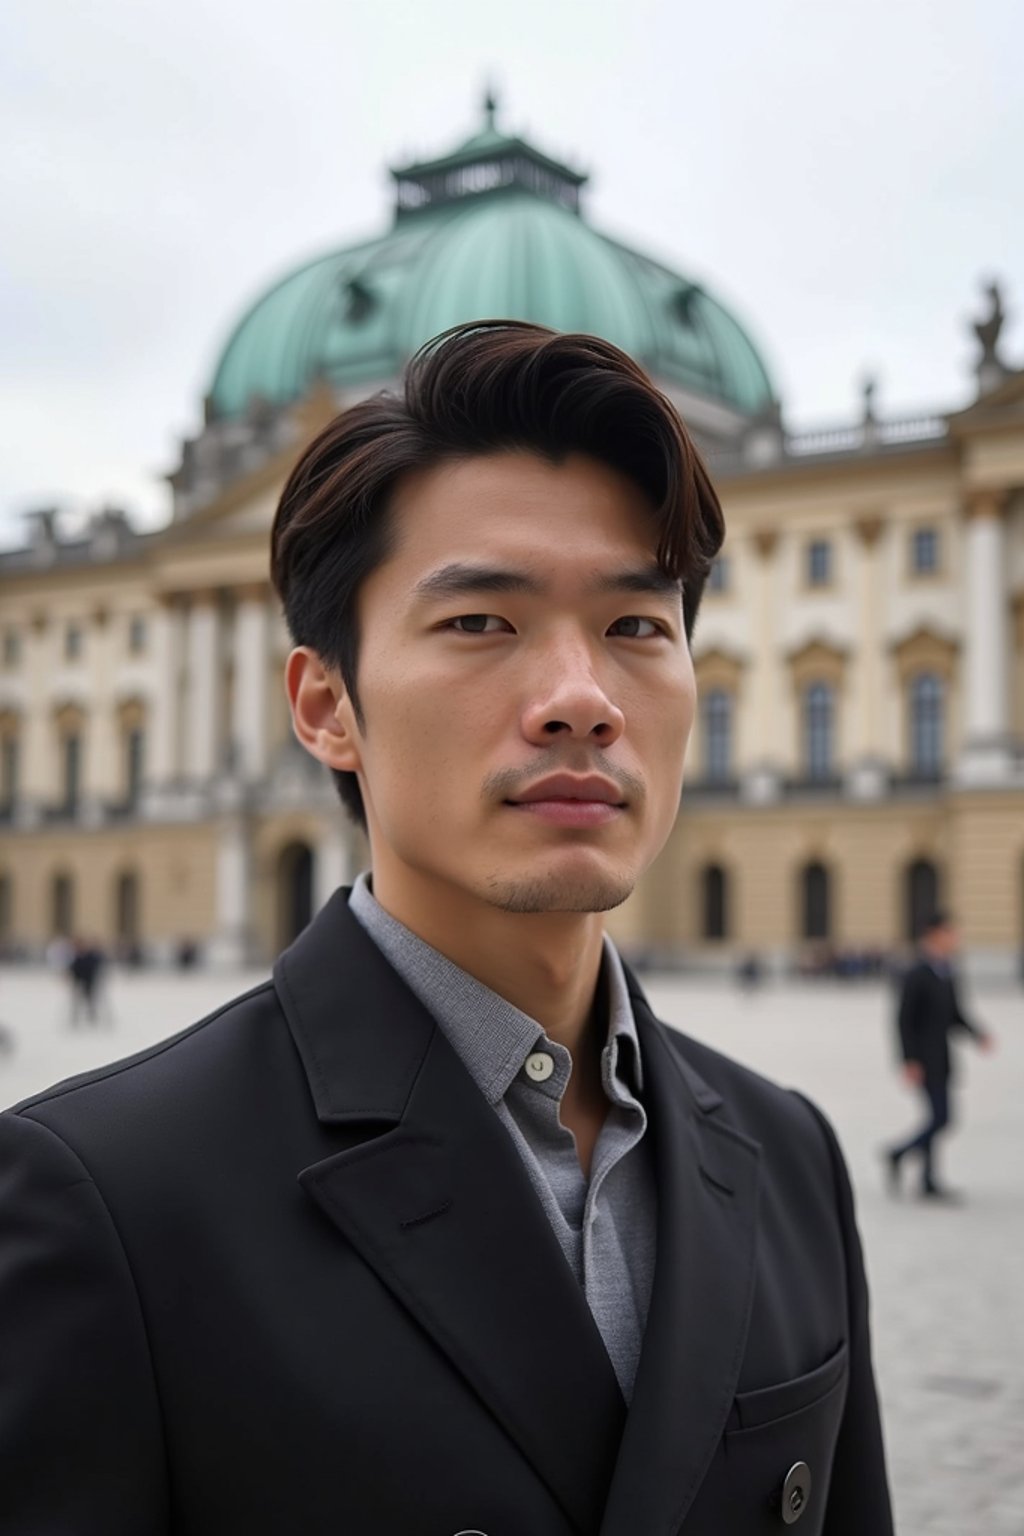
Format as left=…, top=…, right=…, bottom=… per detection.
left=659, top=1024, right=828, bottom=1148
left=10, top=978, right=278, bottom=1121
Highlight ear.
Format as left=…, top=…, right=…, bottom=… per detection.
left=285, top=648, right=363, bottom=773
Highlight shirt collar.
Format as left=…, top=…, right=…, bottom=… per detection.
left=348, top=871, right=643, bottom=1106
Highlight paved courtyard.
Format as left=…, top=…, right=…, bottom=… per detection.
left=1, top=961, right=1021, bottom=1533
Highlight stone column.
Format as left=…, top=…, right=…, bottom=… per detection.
left=742, top=528, right=782, bottom=802
left=231, top=582, right=270, bottom=782
left=957, top=492, right=1012, bottom=785
left=146, top=594, right=185, bottom=792
left=846, top=515, right=888, bottom=799
left=314, top=821, right=360, bottom=912
left=206, top=813, right=254, bottom=968
left=185, top=590, right=220, bottom=784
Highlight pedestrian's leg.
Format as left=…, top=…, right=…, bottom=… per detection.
left=890, top=1083, right=944, bottom=1185
left=921, top=1082, right=950, bottom=1194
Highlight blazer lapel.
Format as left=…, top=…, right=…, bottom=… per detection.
left=600, top=987, right=761, bottom=1536
left=274, top=891, right=626, bottom=1535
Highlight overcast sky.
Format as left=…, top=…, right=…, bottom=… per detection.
left=2, top=0, right=1021, bottom=548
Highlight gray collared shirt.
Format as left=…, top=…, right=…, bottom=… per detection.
left=348, top=873, right=656, bottom=1400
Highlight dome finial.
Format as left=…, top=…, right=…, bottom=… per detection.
left=482, top=82, right=499, bottom=131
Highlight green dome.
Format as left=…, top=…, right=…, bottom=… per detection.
left=209, top=111, right=774, bottom=421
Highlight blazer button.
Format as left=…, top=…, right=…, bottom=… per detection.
left=781, top=1461, right=812, bottom=1524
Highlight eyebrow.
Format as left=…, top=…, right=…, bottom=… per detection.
left=412, top=562, right=682, bottom=602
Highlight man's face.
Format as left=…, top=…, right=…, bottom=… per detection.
left=341, top=451, right=696, bottom=916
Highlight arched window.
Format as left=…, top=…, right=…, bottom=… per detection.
left=804, top=682, right=834, bottom=780
left=126, top=727, right=145, bottom=805
left=909, top=673, right=944, bottom=776
left=802, top=862, right=830, bottom=940
left=701, top=864, right=729, bottom=940
left=115, top=870, right=140, bottom=944
left=1, top=731, right=18, bottom=810
left=906, top=859, right=939, bottom=942
left=63, top=732, right=81, bottom=813
left=703, top=690, right=733, bottom=783
left=51, top=871, right=74, bottom=937
left=0, top=870, right=12, bottom=943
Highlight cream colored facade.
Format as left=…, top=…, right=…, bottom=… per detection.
left=2, top=376, right=1023, bottom=976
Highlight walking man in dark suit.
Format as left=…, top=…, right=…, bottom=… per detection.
left=0, top=322, right=893, bottom=1533
left=885, top=911, right=994, bottom=1200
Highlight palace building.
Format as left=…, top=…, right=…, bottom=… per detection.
left=2, top=101, right=1023, bottom=977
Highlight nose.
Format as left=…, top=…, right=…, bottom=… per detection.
left=520, top=638, right=625, bottom=747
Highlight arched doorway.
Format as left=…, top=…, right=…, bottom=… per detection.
left=277, top=842, right=314, bottom=952
left=801, top=862, right=831, bottom=941
left=51, top=871, right=74, bottom=937
left=905, top=858, right=939, bottom=941
left=701, top=864, right=729, bottom=941
left=115, top=870, right=141, bottom=946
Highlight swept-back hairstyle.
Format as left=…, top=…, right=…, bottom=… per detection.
left=270, top=319, right=725, bottom=826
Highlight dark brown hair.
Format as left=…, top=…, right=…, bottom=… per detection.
left=270, top=319, right=725, bottom=826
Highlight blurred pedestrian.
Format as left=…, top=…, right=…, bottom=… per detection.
left=69, top=937, right=110, bottom=1027
left=882, top=911, right=994, bottom=1201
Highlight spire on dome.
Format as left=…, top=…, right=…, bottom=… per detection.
left=390, top=94, right=587, bottom=220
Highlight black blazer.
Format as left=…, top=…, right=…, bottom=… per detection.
left=0, top=889, right=892, bottom=1534
left=897, top=957, right=984, bottom=1085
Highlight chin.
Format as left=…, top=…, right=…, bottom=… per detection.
left=481, top=862, right=638, bottom=916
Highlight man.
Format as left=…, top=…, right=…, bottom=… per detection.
left=68, top=934, right=108, bottom=1026
left=885, top=910, right=994, bottom=1200
left=0, top=322, right=893, bottom=1533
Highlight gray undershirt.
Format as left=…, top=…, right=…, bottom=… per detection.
left=348, top=873, right=657, bottom=1401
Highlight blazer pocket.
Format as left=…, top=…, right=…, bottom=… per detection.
left=731, top=1341, right=849, bottom=1432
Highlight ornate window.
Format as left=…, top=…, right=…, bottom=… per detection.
left=128, top=615, right=147, bottom=654
left=909, top=673, right=944, bottom=775
left=807, top=540, right=832, bottom=587
left=804, top=682, right=834, bottom=779
left=708, top=556, right=730, bottom=594
left=912, top=527, right=939, bottom=574
left=801, top=862, right=831, bottom=940
left=702, top=864, right=729, bottom=941
left=64, top=623, right=83, bottom=661
left=702, top=690, right=733, bottom=782
left=2, top=629, right=20, bottom=667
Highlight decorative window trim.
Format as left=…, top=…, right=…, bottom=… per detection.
left=889, top=625, right=958, bottom=685
left=786, top=638, right=847, bottom=692
left=693, top=646, right=745, bottom=693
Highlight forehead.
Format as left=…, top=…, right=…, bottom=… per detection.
left=382, top=450, right=659, bottom=577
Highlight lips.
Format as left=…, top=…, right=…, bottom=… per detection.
left=507, top=774, right=626, bottom=807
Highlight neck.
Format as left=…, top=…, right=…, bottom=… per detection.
left=367, top=864, right=607, bottom=1060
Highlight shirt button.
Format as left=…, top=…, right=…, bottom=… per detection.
left=524, top=1051, right=555, bottom=1083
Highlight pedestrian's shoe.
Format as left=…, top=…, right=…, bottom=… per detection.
left=920, top=1182, right=964, bottom=1204
left=880, top=1147, right=902, bottom=1196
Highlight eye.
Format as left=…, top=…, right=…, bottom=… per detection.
left=448, top=614, right=514, bottom=634
left=608, top=616, right=663, bottom=638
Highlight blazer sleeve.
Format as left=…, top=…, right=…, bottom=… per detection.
left=948, top=977, right=985, bottom=1040
left=0, top=1109, right=169, bottom=1533
left=896, top=965, right=925, bottom=1063
left=796, top=1096, right=895, bottom=1536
